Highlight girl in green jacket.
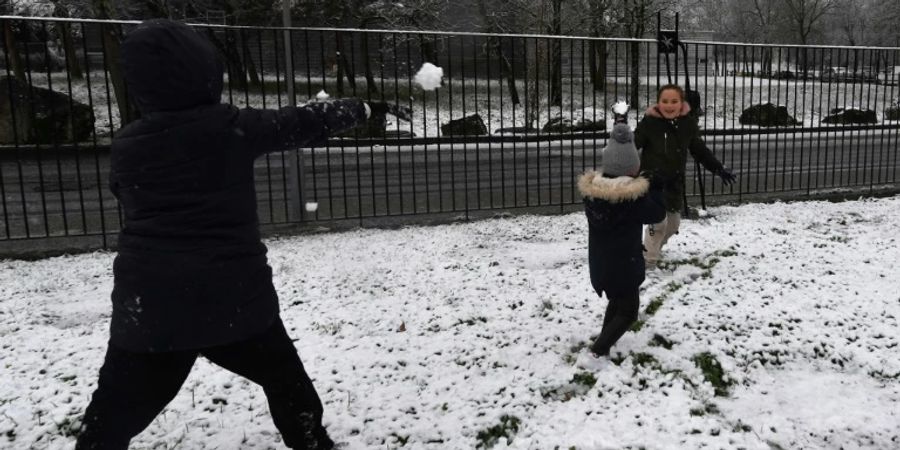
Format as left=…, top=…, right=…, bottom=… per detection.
left=634, top=84, right=736, bottom=267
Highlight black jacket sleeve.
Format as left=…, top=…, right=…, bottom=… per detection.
left=237, top=99, right=368, bottom=157
left=688, top=129, right=725, bottom=174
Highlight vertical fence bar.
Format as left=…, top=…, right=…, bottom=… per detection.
left=81, top=22, right=107, bottom=246
left=496, top=35, right=504, bottom=209
left=545, top=35, right=552, bottom=207
left=882, top=49, right=897, bottom=185
left=818, top=47, right=828, bottom=191
left=864, top=48, right=876, bottom=190
left=40, top=22, right=69, bottom=236
left=0, top=18, right=26, bottom=238
left=347, top=31, right=362, bottom=222
left=791, top=46, right=801, bottom=192
left=60, top=19, right=88, bottom=234
left=384, top=33, right=393, bottom=216
left=888, top=49, right=900, bottom=183
left=22, top=24, right=52, bottom=236
left=464, top=35, right=474, bottom=215
left=523, top=37, right=529, bottom=207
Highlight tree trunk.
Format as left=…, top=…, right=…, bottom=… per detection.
left=590, top=40, right=608, bottom=92
left=714, top=46, right=720, bottom=76
left=207, top=29, right=247, bottom=92
left=496, top=42, right=520, bottom=105
left=100, top=23, right=139, bottom=126
left=362, top=34, right=379, bottom=95
left=335, top=32, right=356, bottom=96
left=239, top=30, right=260, bottom=88
left=549, top=0, right=562, bottom=106
left=475, top=0, right=518, bottom=105
left=92, top=0, right=139, bottom=126
left=588, top=2, right=607, bottom=92
left=53, top=4, right=83, bottom=80
left=526, top=41, right=545, bottom=129
left=2, top=20, right=26, bottom=81
left=57, top=22, right=83, bottom=80
left=630, top=41, right=640, bottom=110
left=420, top=36, right=437, bottom=63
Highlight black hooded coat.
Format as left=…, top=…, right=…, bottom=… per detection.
left=109, top=20, right=367, bottom=351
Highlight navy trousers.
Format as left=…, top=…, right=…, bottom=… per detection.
left=76, top=317, right=333, bottom=450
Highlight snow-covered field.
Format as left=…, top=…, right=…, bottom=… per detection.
left=1, top=196, right=899, bottom=449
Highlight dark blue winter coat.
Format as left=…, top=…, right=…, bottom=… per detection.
left=579, top=171, right=666, bottom=296
left=109, top=19, right=368, bottom=351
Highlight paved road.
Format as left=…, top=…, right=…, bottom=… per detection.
left=1, top=130, right=899, bottom=241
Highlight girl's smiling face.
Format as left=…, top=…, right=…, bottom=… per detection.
left=657, top=88, right=683, bottom=119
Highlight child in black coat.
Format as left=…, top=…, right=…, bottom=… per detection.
left=576, top=105, right=666, bottom=369
left=75, top=19, right=404, bottom=449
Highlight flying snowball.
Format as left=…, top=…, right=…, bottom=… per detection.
left=415, top=63, right=444, bottom=91
left=316, top=90, right=330, bottom=101
left=305, top=202, right=319, bottom=212
left=612, top=101, right=629, bottom=115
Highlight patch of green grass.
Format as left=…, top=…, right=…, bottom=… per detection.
left=475, top=415, right=521, bottom=448
left=645, top=296, right=666, bottom=316
left=714, top=248, right=738, bottom=257
left=571, top=371, right=597, bottom=388
left=390, top=433, right=410, bottom=446
left=869, top=369, right=900, bottom=381
left=665, top=282, right=683, bottom=292
left=692, top=352, right=734, bottom=397
left=455, top=316, right=488, bottom=327
left=631, top=352, right=660, bottom=370
left=648, top=334, right=674, bottom=349
left=629, top=320, right=645, bottom=332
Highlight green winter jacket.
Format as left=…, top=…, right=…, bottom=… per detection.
left=634, top=104, right=725, bottom=212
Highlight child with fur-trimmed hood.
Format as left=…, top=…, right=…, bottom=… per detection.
left=575, top=104, right=666, bottom=367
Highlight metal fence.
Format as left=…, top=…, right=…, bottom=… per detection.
left=2, top=16, right=900, bottom=247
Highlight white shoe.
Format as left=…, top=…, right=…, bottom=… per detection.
left=575, top=349, right=610, bottom=371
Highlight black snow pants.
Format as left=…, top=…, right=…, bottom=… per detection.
left=76, top=317, right=333, bottom=450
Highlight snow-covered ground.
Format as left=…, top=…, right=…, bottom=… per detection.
left=1, top=196, right=899, bottom=449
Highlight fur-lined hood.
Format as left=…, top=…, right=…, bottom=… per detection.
left=578, top=170, right=650, bottom=203
left=643, top=102, right=691, bottom=119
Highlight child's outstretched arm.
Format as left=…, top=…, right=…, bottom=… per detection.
left=236, top=99, right=369, bottom=157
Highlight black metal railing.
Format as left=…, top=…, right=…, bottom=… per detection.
left=1, top=16, right=899, bottom=246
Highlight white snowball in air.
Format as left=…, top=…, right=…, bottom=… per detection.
left=316, top=90, right=330, bottom=101
left=415, top=63, right=444, bottom=91
left=305, top=202, right=319, bottom=212
left=612, top=101, right=629, bottom=115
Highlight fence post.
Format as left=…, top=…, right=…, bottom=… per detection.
left=282, top=1, right=305, bottom=222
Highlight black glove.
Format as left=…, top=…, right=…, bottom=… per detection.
left=367, top=101, right=413, bottom=122
left=717, top=167, right=736, bottom=185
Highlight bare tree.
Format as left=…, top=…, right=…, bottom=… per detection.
left=783, top=0, right=834, bottom=45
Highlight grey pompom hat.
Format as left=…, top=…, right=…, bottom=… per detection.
left=602, top=122, right=640, bottom=176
